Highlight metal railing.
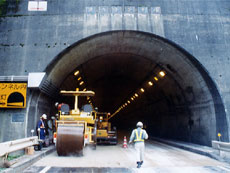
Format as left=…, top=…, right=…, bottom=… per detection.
left=0, top=136, right=38, bottom=158
left=212, top=140, right=230, bottom=152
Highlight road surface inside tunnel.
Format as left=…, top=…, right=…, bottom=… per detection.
left=23, top=138, right=229, bottom=173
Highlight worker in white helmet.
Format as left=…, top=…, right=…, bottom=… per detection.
left=37, top=114, right=47, bottom=145
left=129, top=121, right=148, bottom=168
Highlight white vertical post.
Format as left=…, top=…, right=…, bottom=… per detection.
left=75, top=95, right=78, bottom=111
left=74, top=88, right=79, bottom=113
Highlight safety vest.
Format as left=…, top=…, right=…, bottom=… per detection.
left=39, top=119, right=45, bottom=128
left=134, top=129, right=144, bottom=142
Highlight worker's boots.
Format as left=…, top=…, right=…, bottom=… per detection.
left=137, top=161, right=141, bottom=168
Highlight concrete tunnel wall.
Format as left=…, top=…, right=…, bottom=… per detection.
left=0, top=0, right=230, bottom=146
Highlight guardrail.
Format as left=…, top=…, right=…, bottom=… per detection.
left=212, top=140, right=230, bottom=152
left=0, top=136, right=39, bottom=158
left=212, top=140, right=230, bottom=160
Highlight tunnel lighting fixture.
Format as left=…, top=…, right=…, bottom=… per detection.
left=80, top=81, right=84, bottom=85
left=127, top=100, right=130, bottom=104
left=131, top=97, right=134, bottom=101
left=140, top=88, right=145, bottom=92
left=148, top=81, right=153, bottom=86
left=77, top=77, right=82, bottom=81
left=154, top=77, right=158, bottom=81
left=87, top=97, right=90, bottom=100
left=74, top=70, right=79, bottom=76
left=159, top=71, right=166, bottom=77
left=125, top=103, right=128, bottom=106
left=135, top=93, right=138, bottom=97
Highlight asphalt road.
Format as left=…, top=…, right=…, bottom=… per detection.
left=23, top=140, right=230, bottom=173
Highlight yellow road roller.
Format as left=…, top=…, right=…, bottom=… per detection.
left=53, top=89, right=97, bottom=156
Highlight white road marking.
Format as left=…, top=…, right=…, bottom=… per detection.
left=217, top=165, right=230, bottom=172
left=39, top=166, right=51, bottom=173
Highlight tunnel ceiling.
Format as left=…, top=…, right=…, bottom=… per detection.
left=60, top=53, right=161, bottom=111
left=45, top=31, right=210, bottom=114
left=42, top=31, right=228, bottom=145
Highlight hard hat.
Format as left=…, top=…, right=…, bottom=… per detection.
left=136, top=121, right=143, bottom=128
left=42, top=114, right=47, bottom=119
left=55, top=102, right=59, bottom=107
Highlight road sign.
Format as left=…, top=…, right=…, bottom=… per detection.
left=12, top=113, right=25, bottom=122
left=0, top=83, right=27, bottom=108
left=28, top=1, right=47, bottom=11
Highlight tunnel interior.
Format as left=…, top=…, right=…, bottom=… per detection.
left=42, top=31, right=228, bottom=146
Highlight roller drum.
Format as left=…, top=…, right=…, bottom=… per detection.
left=56, top=124, right=84, bottom=156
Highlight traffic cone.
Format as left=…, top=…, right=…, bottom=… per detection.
left=123, top=136, right=128, bottom=148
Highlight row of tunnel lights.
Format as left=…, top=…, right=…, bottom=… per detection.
left=73, top=70, right=94, bottom=108
left=109, top=71, right=166, bottom=119
left=74, top=69, right=166, bottom=118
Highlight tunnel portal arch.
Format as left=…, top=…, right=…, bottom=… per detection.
left=40, top=30, right=228, bottom=146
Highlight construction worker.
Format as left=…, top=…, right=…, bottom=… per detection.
left=37, top=114, right=47, bottom=141
left=47, top=116, right=56, bottom=144
left=129, top=121, right=148, bottom=168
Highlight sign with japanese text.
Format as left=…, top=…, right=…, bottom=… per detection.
left=28, top=1, right=47, bottom=11
left=0, top=83, right=27, bottom=108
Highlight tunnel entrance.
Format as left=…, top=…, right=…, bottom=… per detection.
left=41, top=31, right=228, bottom=146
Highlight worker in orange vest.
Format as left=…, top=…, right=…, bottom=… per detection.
left=129, top=122, right=148, bottom=168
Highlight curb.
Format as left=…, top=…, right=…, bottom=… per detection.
left=150, top=137, right=229, bottom=163
left=3, top=145, right=55, bottom=173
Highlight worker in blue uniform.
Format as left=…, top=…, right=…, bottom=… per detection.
left=37, top=114, right=47, bottom=141
left=129, top=121, right=148, bottom=168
